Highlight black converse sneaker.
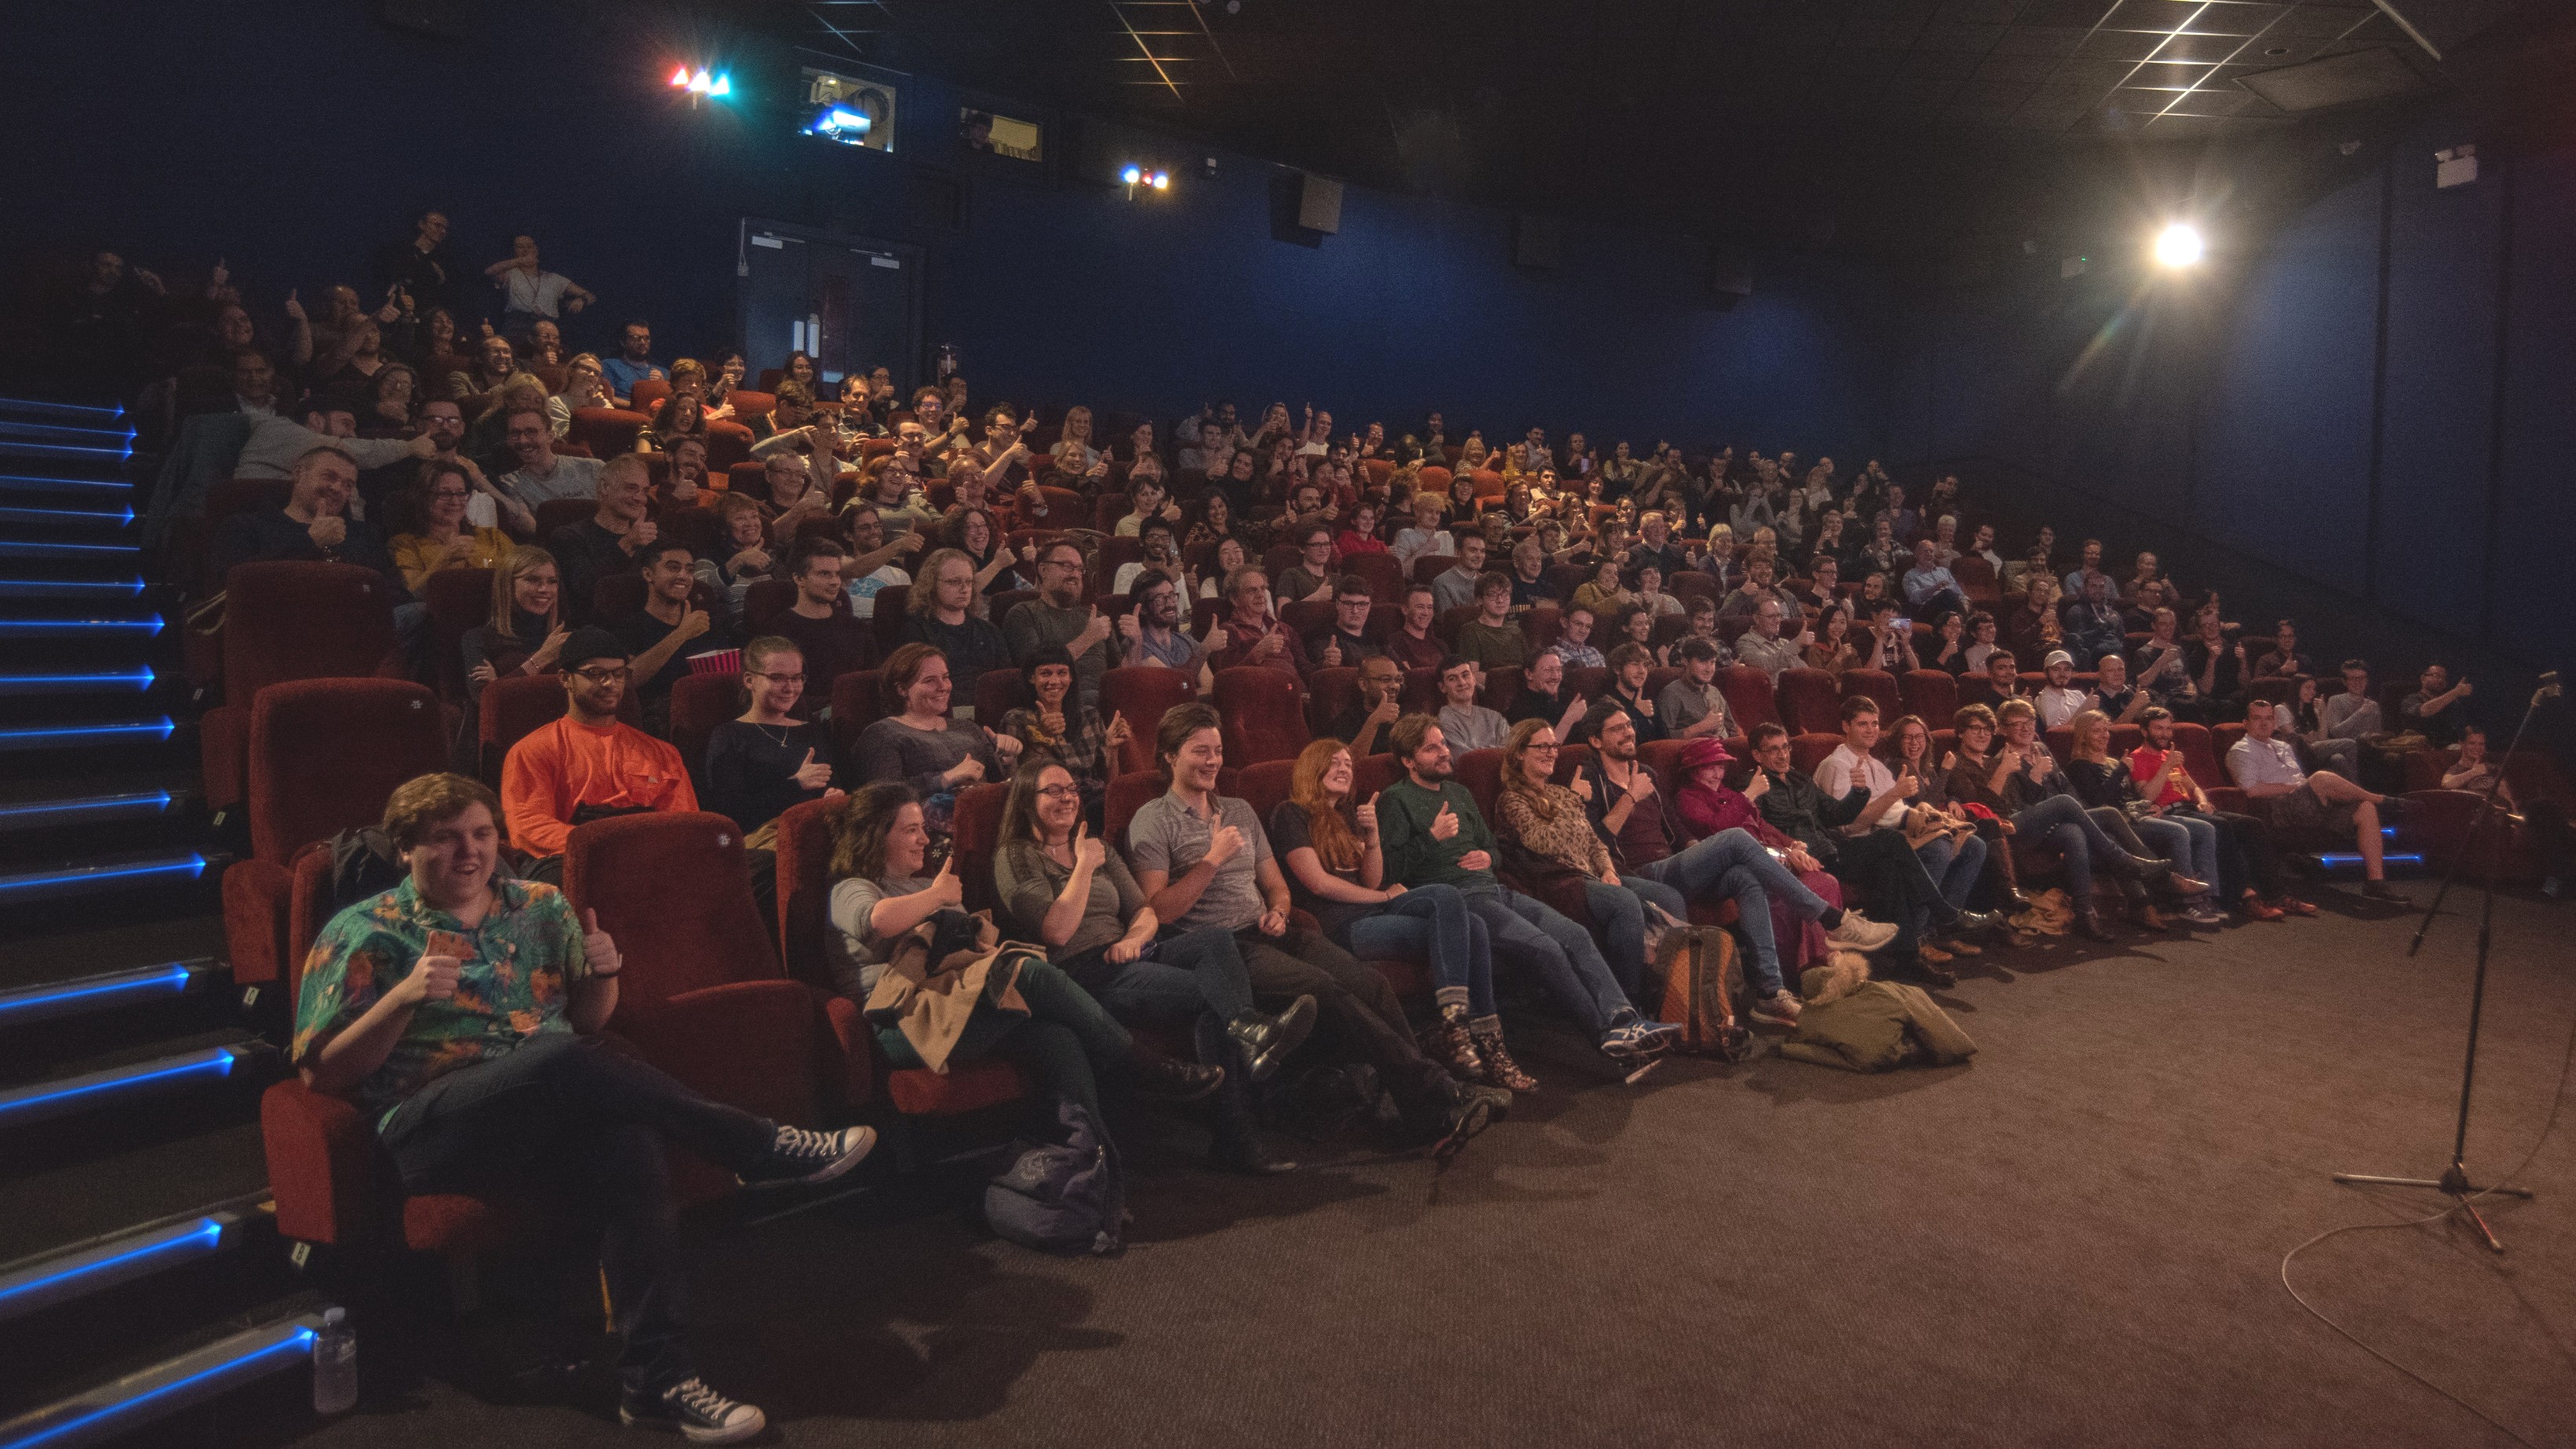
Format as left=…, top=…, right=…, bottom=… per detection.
left=620, top=1376, right=765, bottom=1443
left=737, top=1124, right=876, bottom=1189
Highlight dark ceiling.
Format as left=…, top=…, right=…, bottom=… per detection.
left=765, top=0, right=2566, bottom=252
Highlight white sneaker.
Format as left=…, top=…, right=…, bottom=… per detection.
left=1823, top=911, right=1901, bottom=953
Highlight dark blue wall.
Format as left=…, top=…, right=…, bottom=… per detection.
left=1897, top=114, right=2576, bottom=688
left=0, top=0, right=1896, bottom=454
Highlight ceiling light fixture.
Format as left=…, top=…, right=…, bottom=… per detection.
left=2153, top=223, right=2206, bottom=268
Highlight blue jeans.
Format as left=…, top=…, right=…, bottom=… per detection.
left=378, top=1033, right=773, bottom=1396
left=1467, top=888, right=1638, bottom=1039
left=2132, top=813, right=2217, bottom=890
left=875, top=958, right=1131, bottom=1132
left=2008, top=795, right=2125, bottom=898
left=1635, top=829, right=1834, bottom=996
left=1344, top=884, right=1497, bottom=1017
left=1914, top=832, right=1988, bottom=912
left=1080, top=925, right=1262, bottom=1149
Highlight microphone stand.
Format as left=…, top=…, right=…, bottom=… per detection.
left=2331, top=674, right=2561, bottom=1252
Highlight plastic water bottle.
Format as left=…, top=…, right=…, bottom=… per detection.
left=311, top=1307, right=357, bottom=1414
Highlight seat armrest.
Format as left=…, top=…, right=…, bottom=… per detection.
left=261, top=1079, right=385, bottom=1247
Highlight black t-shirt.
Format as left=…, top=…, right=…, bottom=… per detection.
left=1511, top=574, right=1561, bottom=610
left=1506, top=686, right=1569, bottom=724
left=762, top=607, right=876, bottom=716
left=551, top=518, right=635, bottom=623
left=703, top=718, right=835, bottom=831
left=1266, top=799, right=1370, bottom=942
left=205, top=507, right=398, bottom=591
left=616, top=608, right=736, bottom=707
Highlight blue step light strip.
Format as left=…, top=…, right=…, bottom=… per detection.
left=0, top=1217, right=231, bottom=1322
left=0, top=396, right=126, bottom=419
left=0, top=617, right=163, bottom=636
left=0, top=504, right=134, bottom=526
left=0, top=419, right=135, bottom=441
left=0, top=439, right=133, bottom=461
left=2317, top=853, right=2425, bottom=868
left=0, top=1045, right=239, bottom=1126
left=0, top=961, right=198, bottom=1021
left=0, top=852, right=208, bottom=901
left=0, top=473, right=133, bottom=494
left=0, top=1317, right=319, bottom=1449
left=0, top=719, right=177, bottom=750
left=0, top=540, right=140, bottom=559
left=0, top=668, right=157, bottom=695
left=0, top=791, right=177, bottom=829
left=0, top=579, right=146, bottom=599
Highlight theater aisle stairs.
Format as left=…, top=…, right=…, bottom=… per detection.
left=2, top=395, right=326, bottom=1449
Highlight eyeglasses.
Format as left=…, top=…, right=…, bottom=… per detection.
left=1036, top=784, right=1082, bottom=801
left=430, top=489, right=470, bottom=500
left=573, top=666, right=630, bottom=684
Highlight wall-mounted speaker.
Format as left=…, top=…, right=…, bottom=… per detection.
left=1296, top=174, right=1344, bottom=234
left=1513, top=215, right=1562, bottom=270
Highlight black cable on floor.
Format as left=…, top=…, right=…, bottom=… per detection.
left=2279, top=976, right=2576, bottom=1449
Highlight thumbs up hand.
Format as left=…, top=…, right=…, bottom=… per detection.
left=794, top=748, right=832, bottom=790
left=1430, top=802, right=1460, bottom=841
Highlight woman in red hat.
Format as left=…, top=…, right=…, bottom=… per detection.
left=1671, top=735, right=1842, bottom=976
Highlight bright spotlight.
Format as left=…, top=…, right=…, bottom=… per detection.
left=687, top=68, right=712, bottom=95
left=1119, top=165, right=1143, bottom=186
left=669, top=65, right=691, bottom=87
left=1148, top=170, right=1169, bottom=190
left=2154, top=222, right=2205, bottom=268
left=709, top=72, right=732, bottom=98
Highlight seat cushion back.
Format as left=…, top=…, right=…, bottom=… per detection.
left=565, top=812, right=782, bottom=1006
left=249, top=679, right=448, bottom=866
left=221, top=562, right=400, bottom=701
left=774, top=797, right=849, bottom=986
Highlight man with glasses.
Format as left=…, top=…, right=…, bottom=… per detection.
left=599, top=322, right=663, bottom=408
left=1115, top=574, right=1205, bottom=676
left=501, top=629, right=699, bottom=882
left=1747, top=720, right=1977, bottom=983
left=1003, top=540, right=1115, bottom=713
left=1280, top=523, right=1340, bottom=605
left=1327, top=655, right=1407, bottom=756
left=1732, top=595, right=1807, bottom=680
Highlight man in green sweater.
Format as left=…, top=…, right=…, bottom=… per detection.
left=1376, top=713, right=1676, bottom=1069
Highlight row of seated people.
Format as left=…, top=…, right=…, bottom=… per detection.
left=280, top=604, right=2451, bottom=1435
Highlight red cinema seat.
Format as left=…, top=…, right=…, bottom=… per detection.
left=949, top=783, right=1011, bottom=915
left=1343, top=551, right=1406, bottom=608
left=1306, top=665, right=1361, bottom=739
left=421, top=566, right=495, bottom=705
left=263, top=1077, right=554, bottom=1254
left=1841, top=668, right=1901, bottom=720
left=566, top=406, right=650, bottom=457
left=222, top=678, right=448, bottom=989
left=740, top=577, right=800, bottom=632
left=566, top=812, right=866, bottom=1201
left=1900, top=669, right=1958, bottom=724
left=1096, top=666, right=1196, bottom=778
left=975, top=668, right=1034, bottom=726
left=1715, top=664, right=1778, bottom=731
left=667, top=672, right=741, bottom=794
left=1789, top=732, right=1844, bottom=776
left=828, top=669, right=888, bottom=762
left=1775, top=669, right=1844, bottom=735
left=201, top=562, right=405, bottom=821
left=772, top=798, right=1029, bottom=1123
left=1214, top=666, right=1310, bottom=765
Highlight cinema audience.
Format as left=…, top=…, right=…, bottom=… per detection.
left=498, top=629, right=698, bottom=879
left=2228, top=702, right=2404, bottom=901
left=702, top=636, right=838, bottom=838
left=856, top=644, right=1019, bottom=835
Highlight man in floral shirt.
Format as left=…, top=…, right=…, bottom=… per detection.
left=294, top=772, right=874, bottom=1443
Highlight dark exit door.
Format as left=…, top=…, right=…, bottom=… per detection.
left=738, top=219, right=924, bottom=392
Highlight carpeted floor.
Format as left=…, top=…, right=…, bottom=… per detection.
left=269, top=880, right=2576, bottom=1449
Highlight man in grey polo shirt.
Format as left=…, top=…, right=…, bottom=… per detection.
left=1126, top=703, right=1503, bottom=1155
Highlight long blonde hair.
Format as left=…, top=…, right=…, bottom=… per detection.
left=488, top=545, right=559, bottom=643
left=1287, top=739, right=1363, bottom=872
left=2069, top=709, right=2113, bottom=763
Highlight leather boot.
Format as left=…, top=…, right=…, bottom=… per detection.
left=1225, top=994, right=1318, bottom=1084
left=2077, top=906, right=2117, bottom=942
